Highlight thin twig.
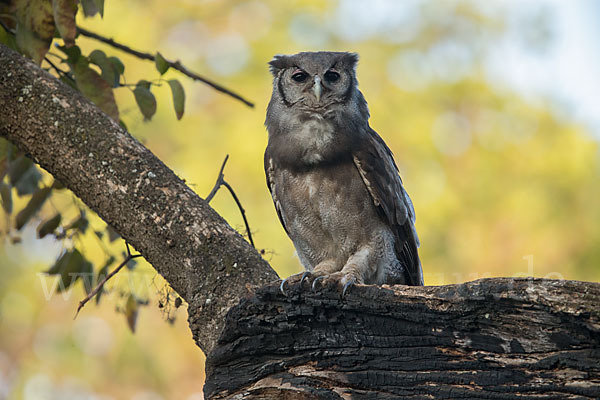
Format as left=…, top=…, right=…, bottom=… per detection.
left=75, top=242, right=142, bottom=317
left=76, top=26, right=254, bottom=108
left=205, top=155, right=255, bottom=248
left=44, top=56, right=71, bottom=78
left=222, top=180, right=255, bottom=248
left=205, top=155, right=229, bottom=203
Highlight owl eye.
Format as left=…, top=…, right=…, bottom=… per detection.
left=324, top=70, right=340, bottom=83
left=291, top=70, right=309, bottom=83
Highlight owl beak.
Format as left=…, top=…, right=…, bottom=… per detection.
left=312, top=75, right=322, bottom=102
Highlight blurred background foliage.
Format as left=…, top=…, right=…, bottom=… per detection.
left=1, top=0, right=600, bottom=399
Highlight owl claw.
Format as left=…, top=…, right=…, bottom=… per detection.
left=311, top=276, right=325, bottom=291
left=279, top=277, right=289, bottom=296
left=300, top=271, right=311, bottom=285
left=342, top=279, right=355, bottom=297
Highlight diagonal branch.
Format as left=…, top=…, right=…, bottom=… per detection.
left=0, top=43, right=277, bottom=354
left=76, top=27, right=254, bottom=108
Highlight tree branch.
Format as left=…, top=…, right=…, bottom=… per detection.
left=76, top=27, right=255, bottom=108
left=0, top=43, right=277, bottom=355
left=75, top=242, right=142, bottom=316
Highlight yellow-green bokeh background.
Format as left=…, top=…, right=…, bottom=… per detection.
left=1, top=1, right=599, bottom=399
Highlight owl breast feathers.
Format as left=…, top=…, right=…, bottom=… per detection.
left=264, top=51, right=423, bottom=292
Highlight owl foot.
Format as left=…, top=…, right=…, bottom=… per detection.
left=311, top=275, right=326, bottom=291
left=280, top=271, right=313, bottom=296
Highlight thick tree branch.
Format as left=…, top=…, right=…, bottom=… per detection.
left=0, top=44, right=277, bottom=354
left=207, top=277, right=600, bottom=399
left=76, top=27, right=255, bottom=108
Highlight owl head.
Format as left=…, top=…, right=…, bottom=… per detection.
left=267, top=51, right=366, bottom=114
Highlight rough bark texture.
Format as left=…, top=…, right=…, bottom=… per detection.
left=2, top=44, right=600, bottom=399
left=0, top=43, right=278, bottom=355
left=206, top=277, right=600, bottom=399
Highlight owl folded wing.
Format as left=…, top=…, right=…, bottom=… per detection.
left=352, top=129, right=423, bottom=286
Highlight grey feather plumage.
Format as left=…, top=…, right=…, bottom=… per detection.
left=265, top=51, right=423, bottom=288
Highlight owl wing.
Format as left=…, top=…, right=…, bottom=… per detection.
left=353, top=129, right=423, bottom=286
left=264, top=153, right=289, bottom=235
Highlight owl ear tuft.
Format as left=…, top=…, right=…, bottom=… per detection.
left=268, top=55, right=291, bottom=76
left=340, top=52, right=359, bottom=70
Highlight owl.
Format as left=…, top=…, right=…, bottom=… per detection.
left=264, top=51, right=423, bottom=295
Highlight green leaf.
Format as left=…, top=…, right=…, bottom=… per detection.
left=125, top=294, right=139, bottom=333
left=154, top=52, right=169, bottom=75
left=15, top=0, right=55, bottom=64
left=65, top=211, right=88, bottom=234
left=15, top=24, right=52, bottom=65
left=168, top=79, right=185, bottom=120
left=15, top=187, right=52, bottom=230
left=80, top=0, right=104, bottom=18
left=56, top=249, right=85, bottom=292
left=81, top=260, right=94, bottom=294
left=133, top=81, right=156, bottom=121
left=0, top=183, right=12, bottom=214
left=74, top=58, right=119, bottom=121
left=0, top=23, right=19, bottom=51
left=37, top=213, right=61, bottom=238
left=109, top=56, right=125, bottom=75
left=57, top=44, right=81, bottom=64
left=106, top=224, right=120, bottom=242
left=88, top=49, right=117, bottom=87
left=8, top=156, right=41, bottom=196
left=52, top=0, right=77, bottom=47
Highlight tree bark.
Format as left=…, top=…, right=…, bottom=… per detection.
left=0, top=43, right=278, bottom=355
left=2, top=44, right=599, bottom=399
left=207, top=277, right=600, bottom=399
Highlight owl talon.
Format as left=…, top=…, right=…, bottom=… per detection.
left=300, top=271, right=311, bottom=285
left=311, top=276, right=325, bottom=291
left=279, top=278, right=289, bottom=296
left=342, top=279, right=355, bottom=297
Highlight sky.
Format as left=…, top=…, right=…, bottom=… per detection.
left=485, top=0, right=600, bottom=138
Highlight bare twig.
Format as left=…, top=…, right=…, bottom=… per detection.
left=44, top=56, right=71, bottom=78
left=205, top=154, right=229, bottom=203
left=205, top=155, right=255, bottom=248
left=222, top=180, right=255, bottom=248
left=76, top=26, right=254, bottom=108
left=75, top=242, right=142, bottom=317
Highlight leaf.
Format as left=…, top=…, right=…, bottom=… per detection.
left=51, top=179, right=65, bottom=190
left=38, top=213, right=61, bottom=238
left=80, top=0, right=104, bottom=18
left=15, top=187, right=52, bottom=230
left=133, top=81, right=156, bottom=121
left=57, top=44, right=81, bottom=64
left=106, top=224, right=120, bottom=242
left=56, top=249, right=85, bottom=292
left=109, top=56, right=125, bottom=75
left=15, top=0, right=56, bottom=64
left=154, top=52, right=169, bottom=75
left=126, top=257, right=137, bottom=270
left=89, top=49, right=118, bottom=87
left=74, top=58, right=119, bottom=121
left=46, top=249, right=87, bottom=292
left=8, top=156, right=41, bottom=196
left=0, top=23, right=19, bottom=51
left=0, top=183, right=12, bottom=214
left=168, top=79, right=185, bottom=120
left=52, top=0, right=77, bottom=47
left=81, top=260, right=94, bottom=294
left=65, top=211, right=88, bottom=234
left=125, top=294, right=139, bottom=333
left=15, top=23, right=52, bottom=65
